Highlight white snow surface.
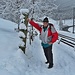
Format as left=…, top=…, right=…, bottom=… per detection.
left=20, top=9, right=29, bottom=14
left=0, top=18, right=75, bottom=75
left=19, top=23, right=26, bottom=30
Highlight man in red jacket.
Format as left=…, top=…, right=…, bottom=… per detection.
left=27, top=17, right=58, bottom=69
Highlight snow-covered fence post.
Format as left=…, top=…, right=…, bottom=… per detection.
left=58, top=37, right=61, bottom=44
left=19, top=9, right=29, bottom=54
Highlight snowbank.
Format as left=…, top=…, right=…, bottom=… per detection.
left=0, top=18, right=75, bottom=75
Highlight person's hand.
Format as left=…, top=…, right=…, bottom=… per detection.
left=48, top=42, right=53, bottom=44
left=27, top=18, right=31, bottom=22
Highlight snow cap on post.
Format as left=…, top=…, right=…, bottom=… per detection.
left=20, top=9, right=29, bottom=15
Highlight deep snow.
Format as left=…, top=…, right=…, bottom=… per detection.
left=0, top=18, right=75, bottom=75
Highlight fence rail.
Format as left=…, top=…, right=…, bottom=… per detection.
left=58, top=33, right=75, bottom=48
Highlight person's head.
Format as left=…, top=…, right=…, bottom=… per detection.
left=43, top=17, right=49, bottom=27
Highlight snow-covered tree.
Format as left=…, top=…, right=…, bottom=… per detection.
left=0, top=0, right=26, bottom=23
left=0, top=0, right=57, bottom=23
left=28, top=0, right=57, bottom=20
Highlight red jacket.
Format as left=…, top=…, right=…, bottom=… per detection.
left=29, top=20, right=58, bottom=43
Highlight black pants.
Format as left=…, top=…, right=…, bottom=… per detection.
left=43, top=45, right=53, bottom=65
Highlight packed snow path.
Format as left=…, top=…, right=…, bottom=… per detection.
left=26, top=36, right=75, bottom=75
left=0, top=18, right=75, bottom=75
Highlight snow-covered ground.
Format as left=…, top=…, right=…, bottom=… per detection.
left=68, top=27, right=75, bottom=33
left=0, top=18, right=75, bottom=75
left=59, top=19, right=75, bottom=33
left=62, top=19, right=73, bottom=26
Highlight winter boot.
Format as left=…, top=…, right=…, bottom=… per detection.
left=45, top=61, right=49, bottom=64
left=48, top=64, right=53, bottom=69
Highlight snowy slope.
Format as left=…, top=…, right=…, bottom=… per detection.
left=0, top=18, right=75, bottom=75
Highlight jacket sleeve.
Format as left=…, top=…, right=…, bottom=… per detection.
left=29, top=20, right=42, bottom=32
left=51, top=25, right=58, bottom=43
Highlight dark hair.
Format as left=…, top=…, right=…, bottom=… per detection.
left=43, top=17, right=49, bottom=22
